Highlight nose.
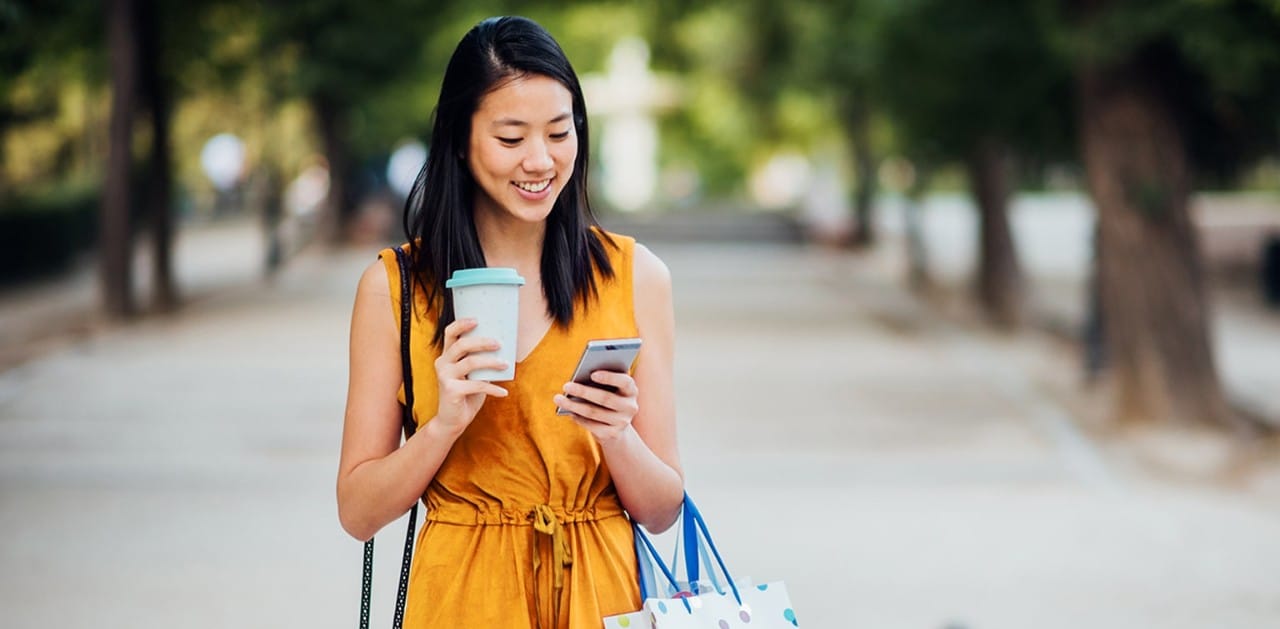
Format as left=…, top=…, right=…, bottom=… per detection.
left=522, top=139, right=554, bottom=173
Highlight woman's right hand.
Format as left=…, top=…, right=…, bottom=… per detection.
left=432, top=318, right=509, bottom=435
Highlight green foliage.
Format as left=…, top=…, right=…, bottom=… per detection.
left=0, top=0, right=104, bottom=128
left=4, top=0, right=1279, bottom=207
left=875, top=0, right=1073, bottom=165
left=0, top=180, right=98, bottom=284
left=660, top=75, right=756, bottom=195
left=0, top=2, right=35, bottom=97
left=167, top=1, right=263, bottom=96
left=1, top=0, right=109, bottom=196
left=792, top=0, right=889, bottom=92
left=532, top=2, right=646, bottom=75
left=640, top=0, right=849, bottom=193
left=258, top=0, right=436, bottom=107
left=1064, top=0, right=1280, bottom=183
left=0, top=1, right=103, bottom=80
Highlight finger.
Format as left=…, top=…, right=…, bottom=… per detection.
left=441, top=336, right=500, bottom=366
left=554, top=393, right=586, bottom=416
left=448, top=379, right=509, bottom=399
left=562, top=382, right=614, bottom=409
left=567, top=413, right=610, bottom=432
left=449, top=335, right=501, bottom=360
left=454, top=355, right=510, bottom=379
left=442, top=318, right=478, bottom=349
left=554, top=393, right=616, bottom=421
left=590, top=370, right=636, bottom=397
left=470, top=381, right=510, bottom=398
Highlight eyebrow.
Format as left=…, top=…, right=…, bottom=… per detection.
left=491, top=112, right=573, bottom=128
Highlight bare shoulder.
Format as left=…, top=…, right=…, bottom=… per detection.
left=632, top=242, right=672, bottom=291
left=632, top=243, right=674, bottom=339
left=357, top=255, right=393, bottom=299
left=350, top=256, right=398, bottom=345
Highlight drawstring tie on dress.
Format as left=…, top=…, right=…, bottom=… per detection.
left=531, top=504, right=573, bottom=627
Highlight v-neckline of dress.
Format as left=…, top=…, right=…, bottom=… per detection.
left=515, top=319, right=554, bottom=365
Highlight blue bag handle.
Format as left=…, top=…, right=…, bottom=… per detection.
left=634, top=524, right=658, bottom=601
left=631, top=520, right=696, bottom=613
left=670, top=512, right=727, bottom=595
left=679, top=494, right=742, bottom=604
left=631, top=494, right=743, bottom=607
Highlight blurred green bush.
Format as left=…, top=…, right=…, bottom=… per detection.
left=0, top=182, right=98, bottom=285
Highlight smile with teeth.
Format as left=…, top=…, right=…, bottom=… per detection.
left=513, top=178, right=552, bottom=193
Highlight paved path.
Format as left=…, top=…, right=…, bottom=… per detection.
left=1, top=220, right=1278, bottom=628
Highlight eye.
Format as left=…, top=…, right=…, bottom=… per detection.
left=497, top=137, right=521, bottom=146
left=550, top=130, right=571, bottom=141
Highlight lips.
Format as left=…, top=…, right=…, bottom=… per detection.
left=513, top=178, right=552, bottom=193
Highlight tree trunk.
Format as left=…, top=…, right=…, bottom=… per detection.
left=1077, top=62, right=1231, bottom=426
left=260, top=164, right=285, bottom=277
left=966, top=139, right=1022, bottom=329
left=101, top=0, right=139, bottom=319
left=138, top=0, right=176, bottom=312
left=903, top=165, right=934, bottom=293
left=1082, top=216, right=1108, bottom=382
left=313, top=94, right=353, bottom=244
left=844, top=92, right=877, bottom=248
left=0, top=108, right=9, bottom=199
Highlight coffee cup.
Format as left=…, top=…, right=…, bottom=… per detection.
left=445, top=268, right=525, bottom=381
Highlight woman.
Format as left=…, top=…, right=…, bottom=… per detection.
left=337, top=16, right=684, bottom=629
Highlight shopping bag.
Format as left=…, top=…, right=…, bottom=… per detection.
left=604, top=584, right=793, bottom=629
left=604, top=512, right=738, bottom=629
left=640, top=581, right=798, bottom=628
left=604, top=494, right=801, bottom=628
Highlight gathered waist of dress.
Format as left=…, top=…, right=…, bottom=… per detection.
left=423, top=497, right=626, bottom=527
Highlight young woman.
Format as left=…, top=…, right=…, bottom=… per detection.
left=337, top=16, right=684, bottom=628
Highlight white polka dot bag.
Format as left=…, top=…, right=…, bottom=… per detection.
left=604, top=494, right=800, bottom=628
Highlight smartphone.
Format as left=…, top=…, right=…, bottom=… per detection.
left=555, top=338, right=643, bottom=416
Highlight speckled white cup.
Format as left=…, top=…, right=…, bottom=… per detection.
left=446, top=268, right=525, bottom=381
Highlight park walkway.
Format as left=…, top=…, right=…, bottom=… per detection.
left=1, top=217, right=1278, bottom=628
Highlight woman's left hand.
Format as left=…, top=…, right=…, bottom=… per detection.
left=554, top=370, right=640, bottom=444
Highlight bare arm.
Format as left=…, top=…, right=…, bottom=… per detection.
left=336, top=260, right=507, bottom=541
left=554, top=244, right=684, bottom=532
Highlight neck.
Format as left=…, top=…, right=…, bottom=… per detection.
left=473, top=210, right=545, bottom=272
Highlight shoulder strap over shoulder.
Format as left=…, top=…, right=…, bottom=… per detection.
left=394, top=247, right=416, bottom=438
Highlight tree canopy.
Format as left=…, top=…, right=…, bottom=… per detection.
left=2, top=0, right=1277, bottom=204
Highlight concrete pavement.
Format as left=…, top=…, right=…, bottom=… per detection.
left=1, top=218, right=1278, bottom=628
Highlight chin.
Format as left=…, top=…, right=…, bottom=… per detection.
left=512, top=191, right=564, bottom=222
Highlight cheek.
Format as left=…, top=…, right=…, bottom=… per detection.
left=556, top=139, right=579, bottom=170
left=466, top=132, right=484, bottom=170
left=469, top=147, right=509, bottom=181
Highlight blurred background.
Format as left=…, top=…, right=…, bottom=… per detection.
left=1, top=0, right=1279, bottom=628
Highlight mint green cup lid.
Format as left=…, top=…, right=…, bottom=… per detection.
left=445, top=267, right=526, bottom=288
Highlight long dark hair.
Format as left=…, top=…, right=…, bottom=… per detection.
left=402, top=16, right=614, bottom=347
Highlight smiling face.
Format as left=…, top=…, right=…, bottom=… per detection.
left=466, top=74, right=578, bottom=227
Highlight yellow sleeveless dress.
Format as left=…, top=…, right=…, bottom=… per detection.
left=377, top=232, right=642, bottom=629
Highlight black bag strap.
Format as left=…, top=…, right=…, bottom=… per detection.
left=360, top=247, right=420, bottom=629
